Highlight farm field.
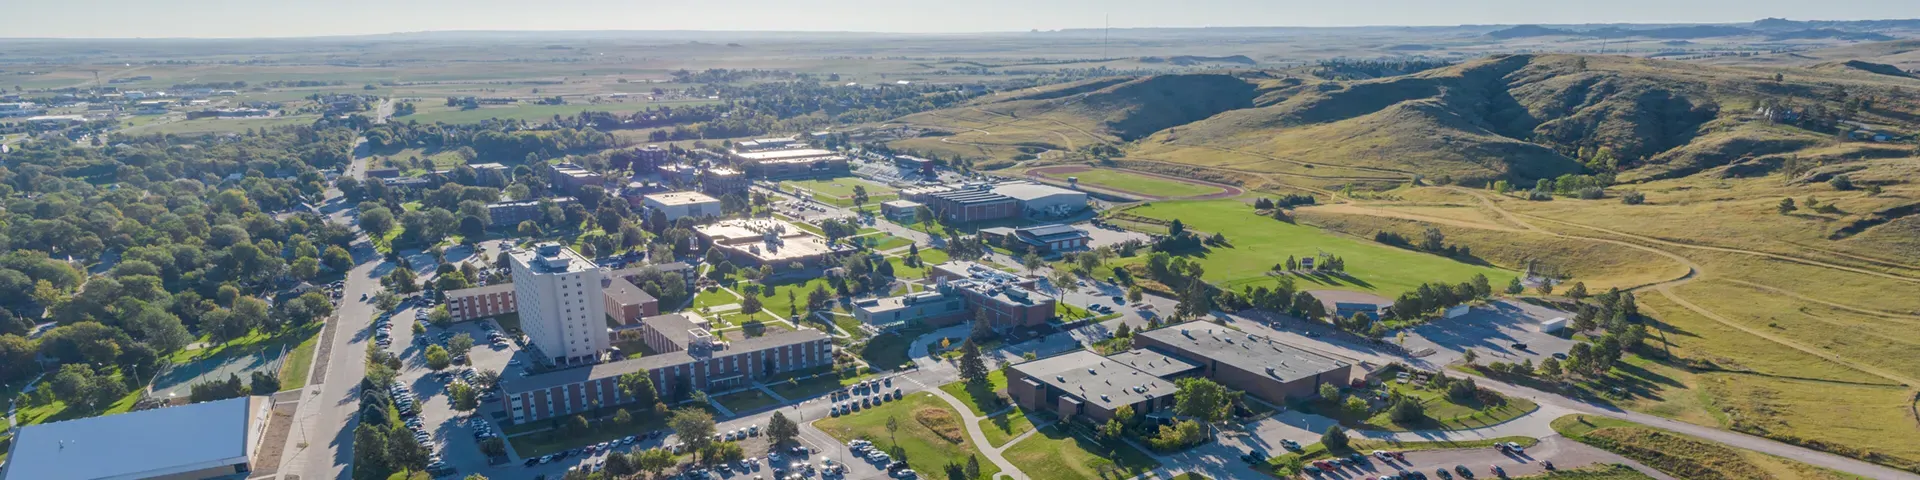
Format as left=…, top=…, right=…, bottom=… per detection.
left=814, top=392, right=1001, bottom=479
left=1030, top=167, right=1226, bottom=198
left=1120, top=199, right=1517, bottom=297
left=120, top=115, right=320, bottom=135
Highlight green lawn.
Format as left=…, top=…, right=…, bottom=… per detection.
left=815, top=392, right=1000, bottom=480
left=1170, top=474, right=1214, bottom=480
left=1267, top=436, right=1540, bottom=475
left=122, top=115, right=321, bottom=135
left=1303, top=381, right=1538, bottom=432
left=851, top=234, right=914, bottom=252
left=407, top=102, right=662, bottom=124
left=1123, top=199, right=1517, bottom=297
left=1039, top=169, right=1226, bottom=198
left=713, top=389, right=784, bottom=414
left=780, top=176, right=898, bottom=199
left=937, top=370, right=1009, bottom=416
left=1002, top=425, right=1160, bottom=480
left=859, top=331, right=916, bottom=371
left=978, top=408, right=1036, bottom=447
left=278, top=326, right=326, bottom=390
left=691, top=287, right=740, bottom=310
left=767, top=370, right=874, bottom=400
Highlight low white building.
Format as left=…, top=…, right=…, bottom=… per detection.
left=642, top=191, right=722, bottom=222
left=0, top=396, right=273, bottom=480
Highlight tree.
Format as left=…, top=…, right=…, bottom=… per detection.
left=966, top=455, right=982, bottom=480
left=290, top=256, right=321, bottom=280
left=741, top=294, right=763, bottom=314
left=1174, top=377, right=1234, bottom=423
left=767, top=411, right=800, bottom=445
left=360, top=207, right=396, bottom=237
left=1169, top=218, right=1186, bottom=237
left=448, top=333, right=475, bottom=356
left=1342, top=395, right=1369, bottom=418
left=852, top=185, right=870, bottom=208
left=1021, top=252, right=1043, bottom=277
left=1505, top=277, right=1524, bottom=295
left=1321, top=426, right=1350, bottom=451
left=450, top=382, right=478, bottom=411
left=886, top=415, right=901, bottom=445
left=428, top=306, right=452, bottom=327
left=1461, top=348, right=1479, bottom=365
left=1778, top=197, right=1798, bottom=214
left=635, top=448, right=677, bottom=477
left=1127, top=285, right=1143, bottom=303
left=613, top=408, right=633, bottom=426
left=1318, top=383, right=1340, bottom=400
left=969, top=308, right=995, bottom=341
left=957, top=340, right=990, bottom=387
left=1388, top=396, right=1425, bottom=423
left=1566, top=282, right=1588, bottom=300
left=670, top=409, right=718, bottom=461
left=619, top=371, right=658, bottom=407
left=425, top=345, right=451, bottom=370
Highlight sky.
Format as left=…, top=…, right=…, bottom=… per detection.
left=7, top=0, right=1920, bottom=38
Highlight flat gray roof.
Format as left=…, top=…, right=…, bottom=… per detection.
left=2, top=396, right=263, bottom=480
left=1139, top=322, right=1350, bottom=383
left=1104, top=349, right=1202, bottom=378
left=605, top=276, right=658, bottom=306
left=500, top=323, right=828, bottom=394
left=446, top=282, right=514, bottom=298
left=1010, top=350, right=1180, bottom=412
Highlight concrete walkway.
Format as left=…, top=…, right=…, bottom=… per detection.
left=922, top=386, right=1028, bottom=480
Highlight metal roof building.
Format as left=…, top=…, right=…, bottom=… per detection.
left=1, top=396, right=273, bottom=480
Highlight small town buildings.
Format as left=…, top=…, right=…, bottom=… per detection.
left=365, top=168, right=402, bottom=179
left=642, top=191, right=723, bottom=222
left=903, top=182, right=1088, bottom=223
left=1310, top=290, right=1393, bottom=321
left=0, top=396, right=273, bottom=480
left=603, top=276, right=661, bottom=325
left=979, top=224, right=1092, bottom=254
left=893, top=155, right=937, bottom=175
left=447, top=284, right=517, bottom=322
left=853, top=288, right=968, bottom=328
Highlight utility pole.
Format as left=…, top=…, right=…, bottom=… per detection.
left=1103, top=14, right=1111, bottom=60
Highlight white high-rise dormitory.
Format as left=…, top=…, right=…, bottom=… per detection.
left=510, top=243, right=609, bottom=365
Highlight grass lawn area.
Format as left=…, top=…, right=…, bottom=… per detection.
left=713, top=389, right=783, bottom=414
left=781, top=176, right=897, bottom=199
left=748, top=277, right=833, bottom=320
left=937, top=370, right=1010, bottom=416
left=978, top=408, right=1036, bottom=447
left=407, top=102, right=659, bottom=124
left=832, top=315, right=870, bottom=340
left=14, top=382, right=145, bottom=428
left=278, top=325, right=326, bottom=390
left=767, top=370, right=874, bottom=400
left=815, top=392, right=1000, bottom=479
left=124, top=115, right=321, bottom=135
left=1002, top=425, right=1159, bottom=480
left=691, top=287, right=741, bottom=310
left=1359, top=381, right=1540, bottom=431
left=1551, top=414, right=1867, bottom=480
left=1038, top=168, right=1226, bottom=198
left=1123, top=199, right=1516, bottom=297
left=859, top=331, right=916, bottom=371
left=508, top=406, right=700, bottom=458
left=1517, top=464, right=1659, bottom=479
left=1268, top=436, right=1539, bottom=475
left=1170, top=474, right=1213, bottom=480
left=1055, top=302, right=1095, bottom=322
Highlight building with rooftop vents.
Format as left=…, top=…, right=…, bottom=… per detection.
left=979, top=224, right=1092, bottom=254
left=0, top=396, right=272, bottom=480
left=695, top=218, right=849, bottom=268
left=1006, top=350, right=1193, bottom=423
left=1134, top=321, right=1359, bottom=405
left=852, top=288, right=969, bottom=329
left=499, top=312, right=832, bottom=423
left=549, top=162, right=605, bottom=195
left=510, top=243, right=609, bottom=365
left=700, top=167, right=750, bottom=197
left=927, top=261, right=1056, bottom=330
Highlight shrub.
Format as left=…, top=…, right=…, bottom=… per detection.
left=1576, top=187, right=1606, bottom=200
left=1621, top=191, right=1646, bottom=205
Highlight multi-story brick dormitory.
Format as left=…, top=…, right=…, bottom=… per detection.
left=496, top=313, right=832, bottom=423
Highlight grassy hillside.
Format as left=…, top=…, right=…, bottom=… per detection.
left=1553, top=415, right=1869, bottom=480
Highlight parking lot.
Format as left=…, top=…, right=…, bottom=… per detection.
left=1403, top=300, right=1577, bottom=366
left=380, top=304, right=526, bottom=477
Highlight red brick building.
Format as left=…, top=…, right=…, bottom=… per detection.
left=446, top=284, right=516, bottom=322
left=498, top=313, right=831, bottom=423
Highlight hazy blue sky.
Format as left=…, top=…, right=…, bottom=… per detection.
left=8, top=0, right=1920, bottom=38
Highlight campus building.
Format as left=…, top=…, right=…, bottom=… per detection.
left=902, top=182, right=1088, bottom=223
left=852, top=288, right=969, bottom=328
left=510, top=243, right=610, bottom=365
left=549, top=163, right=606, bottom=195
left=446, top=262, right=688, bottom=324
left=694, top=218, right=849, bottom=269
left=1133, top=322, right=1358, bottom=406
left=700, top=167, right=750, bottom=197
left=642, top=191, right=723, bottom=222
left=879, top=199, right=923, bottom=222
left=926, top=262, right=1056, bottom=330
left=1005, top=350, right=1197, bottom=423
left=471, top=163, right=512, bottom=187
left=446, top=283, right=517, bottom=322
left=499, top=313, right=832, bottom=424
left=0, top=396, right=273, bottom=480
left=1310, top=291, right=1393, bottom=321
left=979, top=224, right=1092, bottom=255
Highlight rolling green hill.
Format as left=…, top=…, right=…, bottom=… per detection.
left=898, top=53, right=1920, bottom=187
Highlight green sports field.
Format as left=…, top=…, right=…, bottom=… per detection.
left=1123, top=199, right=1516, bottom=297
left=1038, top=168, right=1225, bottom=198
left=781, top=176, right=896, bottom=199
